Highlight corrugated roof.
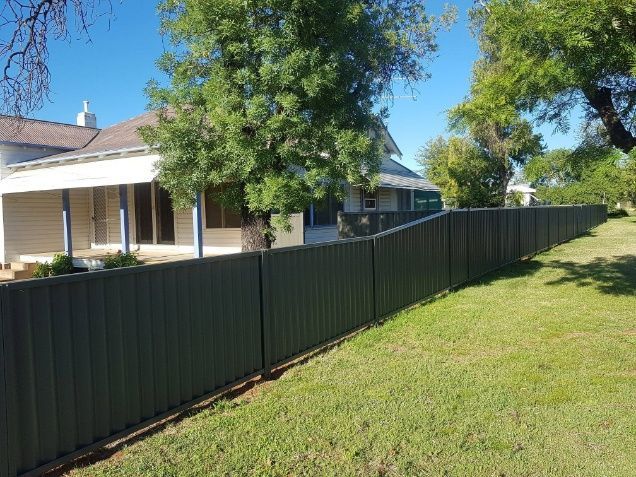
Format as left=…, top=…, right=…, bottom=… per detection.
left=29, top=111, right=159, bottom=163
left=379, top=158, right=439, bottom=191
left=0, top=115, right=98, bottom=149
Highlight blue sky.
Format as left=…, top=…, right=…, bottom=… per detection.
left=37, top=0, right=579, bottom=171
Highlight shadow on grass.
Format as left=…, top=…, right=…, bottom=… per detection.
left=544, top=255, right=636, bottom=296
left=474, top=253, right=636, bottom=297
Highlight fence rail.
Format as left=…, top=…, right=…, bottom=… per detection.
left=0, top=204, right=607, bottom=477
left=337, top=209, right=442, bottom=239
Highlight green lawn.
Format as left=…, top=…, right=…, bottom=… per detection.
left=72, top=217, right=636, bottom=477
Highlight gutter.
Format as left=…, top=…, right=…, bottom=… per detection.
left=8, top=146, right=151, bottom=170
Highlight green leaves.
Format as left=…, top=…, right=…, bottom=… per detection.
left=470, top=0, right=635, bottom=152
left=526, top=146, right=632, bottom=210
left=144, top=0, right=450, bottom=247
left=417, top=136, right=503, bottom=208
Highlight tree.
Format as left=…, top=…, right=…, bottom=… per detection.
left=417, top=135, right=502, bottom=208
left=143, top=0, right=455, bottom=251
left=470, top=0, right=636, bottom=153
left=448, top=102, right=543, bottom=205
left=524, top=146, right=630, bottom=209
left=0, top=0, right=114, bottom=118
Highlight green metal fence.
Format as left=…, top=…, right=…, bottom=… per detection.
left=337, top=209, right=441, bottom=239
left=0, top=204, right=607, bottom=477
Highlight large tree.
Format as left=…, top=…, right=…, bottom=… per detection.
left=524, top=146, right=631, bottom=209
left=469, top=0, right=636, bottom=153
left=417, top=135, right=502, bottom=208
left=143, top=0, right=454, bottom=251
left=447, top=103, right=543, bottom=205
left=0, top=0, right=113, bottom=117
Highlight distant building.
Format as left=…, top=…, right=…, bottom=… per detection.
left=507, top=183, right=538, bottom=207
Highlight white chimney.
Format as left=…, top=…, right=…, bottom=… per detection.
left=76, top=100, right=97, bottom=128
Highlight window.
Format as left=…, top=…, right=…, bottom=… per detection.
left=363, top=189, right=377, bottom=210
left=397, top=189, right=412, bottom=211
left=414, top=190, right=443, bottom=211
left=305, top=193, right=343, bottom=227
left=205, top=187, right=242, bottom=229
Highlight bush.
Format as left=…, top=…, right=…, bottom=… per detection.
left=31, top=262, right=52, bottom=278
left=608, top=208, right=629, bottom=218
left=50, top=253, right=74, bottom=275
left=31, top=253, right=74, bottom=278
left=103, top=251, right=141, bottom=269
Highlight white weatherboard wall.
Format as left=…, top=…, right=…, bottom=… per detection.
left=305, top=226, right=338, bottom=244
left=2, top=189, right=90, bottom=262
left=174, top=210, right=304, bottom=254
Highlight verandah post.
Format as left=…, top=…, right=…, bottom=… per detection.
left=192, top=193, right=203, bottom=259
left=62, top=189, right=73, bottom=257
left=118, top=184, right=130, bottom=253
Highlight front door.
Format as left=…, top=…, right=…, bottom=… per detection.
left=155, top=186, right=175, bottom=244
left=93, top=187, right=109, bottom=245
left=134, top=182, right=175, bottom=245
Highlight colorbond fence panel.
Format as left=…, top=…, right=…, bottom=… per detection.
left=468, top=209, right=500, bottom=279
left=536, top=207, right=550, bottom=251
left=0, top=307, right=8, bottom=477
left=374, top=212, right=450, bottom=318
left=501, top=209, right=521, bottom=264
left=0, top=204, right=607, bottom=477
left=263, top=239, right=375, bottom=366
left=519, top=208, right=537, bottom=257
left=338, top=210, right=441, bottom=239
left=0, top=253, right=263, bottom=476
left=449, top=210, right=469, bottom=287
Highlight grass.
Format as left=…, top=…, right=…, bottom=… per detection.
left=71, top=217, right=636, bottom=477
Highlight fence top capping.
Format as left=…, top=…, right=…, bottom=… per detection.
left=1, top=249, right=264, bottom=290
left=336, top=209, right=445, bottom=216
left=373, top=209, right=450, bottom=238
left=266, top=234, right=372, bottom=255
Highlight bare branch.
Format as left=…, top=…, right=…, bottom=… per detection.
left=0, top=0, right=114, bottom=118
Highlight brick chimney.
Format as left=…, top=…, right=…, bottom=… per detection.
left=76, top=100, right=97, bottom=128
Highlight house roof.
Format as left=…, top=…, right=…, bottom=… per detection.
left=379, top=158, right=439, bottom=191
left=6, top=111, right=433, bottom=193
left=13, top=111, right=159, bottom=167
left=0, top=115, right=98, bottom=150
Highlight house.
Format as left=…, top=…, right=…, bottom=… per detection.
left=0, top=103, right=440, bottom=270
left=507, top=183, right=538, bottom=206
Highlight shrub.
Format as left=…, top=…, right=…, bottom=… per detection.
left=608, top=208, right=629, bottom=218
left=50, top=253, right=74, bottom=276
left=103, top=251, right=141, bottom=269
left=31, top=253, right=74, bottom=278
left=31, top=262, right=52, bottom=278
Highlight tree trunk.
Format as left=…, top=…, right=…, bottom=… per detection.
left=241, top=209, right=272, bottom=252
left=584, top=86, right=636, bottom=153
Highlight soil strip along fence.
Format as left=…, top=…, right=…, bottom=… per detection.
left=0, top=205, right=607, bottom=477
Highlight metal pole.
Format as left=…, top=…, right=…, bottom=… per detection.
left=193, top=193, right=203, bottom=258
left=119, top=184, right=130, bottom=253
left=62, top=189, right=73, bottom=256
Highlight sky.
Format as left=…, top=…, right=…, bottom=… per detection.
left=36, top=0, right=580, bottom=171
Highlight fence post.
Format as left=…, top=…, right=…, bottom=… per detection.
left=372, top=236, right=380, bottom=323
left=259, top=251, right=273, bottom=379
left=517, top=207, right=521, bottom=260
left=447, top=210, right=453, bottom=288
left=466, top=208, right=471, bottom=280
left=0, top=287, right=10, bottom=477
